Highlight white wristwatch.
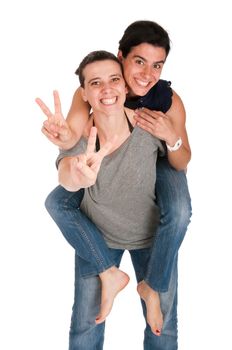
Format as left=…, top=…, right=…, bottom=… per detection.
left=166, top=137, right=182, bottom=152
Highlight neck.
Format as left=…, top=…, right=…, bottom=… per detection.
left=92, top=108, right=132, bottom=150
left=126, top=90, right=140, bottom=100
left=93, top=109, right=124, bottom=137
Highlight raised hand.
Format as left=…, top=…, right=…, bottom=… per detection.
left=36, top=90, right=75, bottom=149
left=70, top=127, right=112, bottom=189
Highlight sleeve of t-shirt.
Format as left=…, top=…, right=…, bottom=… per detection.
left=55, top=138, right=86, bottom=169
left=153, top=136, right=166, bottom=157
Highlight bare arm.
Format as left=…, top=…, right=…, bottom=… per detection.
left=134, top=90, right=191, bottom=170
left=66, top=87, right=91, bottom=141
left=164, top=90, right=191, bottom=169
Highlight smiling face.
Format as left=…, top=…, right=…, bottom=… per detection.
left=81, top=59, right=127, bottom=115
left=118, top=43, right=166, bottom=97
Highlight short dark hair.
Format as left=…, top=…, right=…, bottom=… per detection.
left=118, top=20, right=171, bottom=58
left=75, top=50, right=122, bottom=87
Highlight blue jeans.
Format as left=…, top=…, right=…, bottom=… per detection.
left=45, top=157, right=191, bottom=291
left=146, top=157, right=192, bottom=291
left=69, top=248, right=178, bottom=350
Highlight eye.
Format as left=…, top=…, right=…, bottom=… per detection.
left=153, top=63, right=162, bottom=70
left=135, top=59, right=145, bottom=65
left=90, top=80, right=100, bottom=86
left=112, top=77, right=120, bottom=82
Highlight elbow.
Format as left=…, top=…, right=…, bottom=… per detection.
left=58, top=178, right=75, bottom=192
left=58, top=167, right=71, bottom=192
left=58, top=170, right=81, bottom=192
left=58, top=173, right=71, bottom=192
left=58, top=173, right=68, bottom=191
left=175, top=165, right=187, bottom=171
left=172, top=163, right=188, bottom=171
left=58, top=173, right=64, bottom=188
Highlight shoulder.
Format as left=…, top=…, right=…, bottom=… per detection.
left=155, top=79, right=172, bottom=91
left=166, top=89, right=186, bottom=124
left=148, top=79, right=173, bottom=113
left=134, top=126, right=164, bottom=153
left=124, top=107, right=136, bottom=127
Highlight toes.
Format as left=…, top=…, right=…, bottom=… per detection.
left=95, top=301, right=111, bottom=324
left=95, top=315, right=106, bottom=324
left=152, top=328, right=162, bottom=336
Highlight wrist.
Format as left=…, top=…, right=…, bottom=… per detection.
left=61, top=131, right=79, bottom=150
left=166, top=137, right=182, bottom=152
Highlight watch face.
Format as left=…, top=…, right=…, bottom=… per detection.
left=167, top=137, right=182, bottom=152
left=176, top=140, right=182, bottom=147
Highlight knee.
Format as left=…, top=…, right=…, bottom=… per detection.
left=44, top=185, right=76, bottom=217
left=45, top=186, right=84, bottom=220
left=44, top=186, right=63, bottom=214
left=156, top=166, right=192, bottom=228
left=170, top=198, right=192, bottom=232
left=172, top=192, right=192, bottom=227
left=160, top=187, right=192, bottom=229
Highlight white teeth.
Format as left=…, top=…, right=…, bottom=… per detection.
left=101, top=97, right=117, bottom=105
left=135, top=79, right=149, bottom=87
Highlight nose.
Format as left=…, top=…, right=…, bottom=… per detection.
left=101, top=82, right=112, bottom=94
left=142, top=65, right=153, bottom=79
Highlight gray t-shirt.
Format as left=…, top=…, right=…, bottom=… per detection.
left=57, top=126, right=164, bottom=250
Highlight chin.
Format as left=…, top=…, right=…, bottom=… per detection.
left=133, top=87, right=150, bottom=97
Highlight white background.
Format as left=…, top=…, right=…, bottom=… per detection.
left=0, top=0, right=231, bottom=349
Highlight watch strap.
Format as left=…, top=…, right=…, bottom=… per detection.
left=166, top=137, right=182, bottom=152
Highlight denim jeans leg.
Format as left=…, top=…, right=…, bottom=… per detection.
left=45, top=185, right=114, bottom=277
left=69, top=253, right=104, bottom=350
left=130, top=249, right=178, bottom=350
left=69, top=249, right=124, bottom=350
left=145, top=157, right=192, bottom=292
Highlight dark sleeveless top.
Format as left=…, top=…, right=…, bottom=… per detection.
left=124, top=79, right=172, bottom=113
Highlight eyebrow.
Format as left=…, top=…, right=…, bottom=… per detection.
left=87, top=73, right=123, bottom=84
left=133, top=55, right=165, bottom=64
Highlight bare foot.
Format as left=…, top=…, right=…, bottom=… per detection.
left=137, top=280, right=163, bottom=336
left=95, top=267, right=130, bottom=324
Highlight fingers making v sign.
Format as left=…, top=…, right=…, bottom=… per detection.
left=36, top=90, right=74, bottom=149
left=70, top=127, right=112, bottom=189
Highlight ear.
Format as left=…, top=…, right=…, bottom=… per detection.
left=81, top=87, right=88, bottom=102
left=125, top=83, right=129, bottom=94
left=117, top=50, right=123, bottom=62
